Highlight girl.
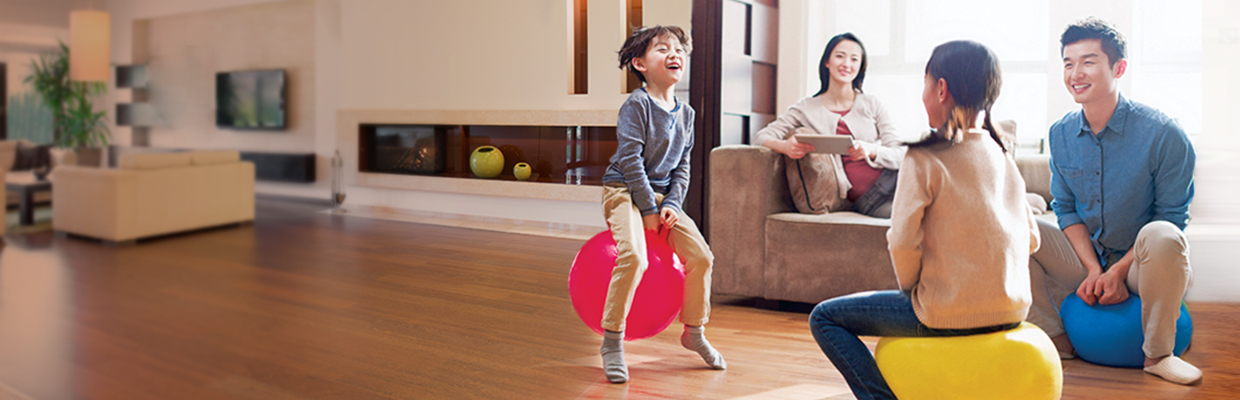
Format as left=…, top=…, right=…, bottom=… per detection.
left=752, top=33, right=905, bottom=217
left=807, top=40, right=1040, bottom=400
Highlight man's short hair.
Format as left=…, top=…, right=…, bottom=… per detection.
left=617, top=25, right=692, bottom=83
left=1061, top=17, right=1127, bottom=67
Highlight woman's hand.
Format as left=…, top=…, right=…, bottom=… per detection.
left=848, top=141, right=877, bottom=162
left=776, top=136, right=817, bottom=159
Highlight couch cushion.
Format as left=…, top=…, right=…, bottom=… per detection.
left=191, top=150, right=241, bottom=166
left=1016, top=154, right=1052, bottom=205
left=120, top=152, right=194, bottom=170
left=763, top=212, right=899, bottom=303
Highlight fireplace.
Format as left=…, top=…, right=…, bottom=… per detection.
left=359, top=123, right=618, bottom=185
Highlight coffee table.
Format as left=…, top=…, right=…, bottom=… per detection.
left=5, top=172, right=52, bottom=226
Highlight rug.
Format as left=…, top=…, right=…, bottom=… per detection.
left=5, top=207, right=53, bottom=234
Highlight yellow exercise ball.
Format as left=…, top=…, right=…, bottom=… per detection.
left=875, top=322, right=1062, bottom=400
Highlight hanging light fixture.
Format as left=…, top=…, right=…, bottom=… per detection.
left=69, top=9, right=111, bottom=82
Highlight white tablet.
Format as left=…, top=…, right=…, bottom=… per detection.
left=794, top=134, right=854, bottom=155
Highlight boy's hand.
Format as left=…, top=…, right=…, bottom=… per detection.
left=660, top=207, right=679, bottom=229
left=642, top=214, right=660, bottom=232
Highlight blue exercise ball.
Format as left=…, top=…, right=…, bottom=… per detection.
left=1060, top=293, right=1192, bottom=368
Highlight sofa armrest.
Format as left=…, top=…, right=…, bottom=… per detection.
left=52, top=166, right=138, bottom=240
left=708, top=145, right=793, bottom=297
left=1016, top=154, right=1052, bottom=206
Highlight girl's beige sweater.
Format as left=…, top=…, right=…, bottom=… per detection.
left=887, top=128, right=1041, bottom=329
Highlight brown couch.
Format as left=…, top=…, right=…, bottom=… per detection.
left=708, top=145, right=1052, bottom=304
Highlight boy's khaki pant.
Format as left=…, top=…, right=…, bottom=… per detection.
left=1027, top=218, right=1192, bottom=358
left=601, top=184, right=714, bottom=333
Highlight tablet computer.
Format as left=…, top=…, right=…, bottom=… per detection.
left=794, top=134, right=854, bottom=155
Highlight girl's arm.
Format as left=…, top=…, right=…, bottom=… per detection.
left=886, top=152, right=931, bottom=291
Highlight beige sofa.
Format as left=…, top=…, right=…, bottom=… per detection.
left=53, top=150, right=256, bottom=243
left=708, top=145, right=1052, bottom=304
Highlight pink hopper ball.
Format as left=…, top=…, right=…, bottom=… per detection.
left=568, top=230, right=685, bottom=341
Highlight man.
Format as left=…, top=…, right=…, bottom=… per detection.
left=1027, top=17, right=1200, bottom=385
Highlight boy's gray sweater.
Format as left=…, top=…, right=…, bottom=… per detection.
left=602, top=88, right=695, bottom=216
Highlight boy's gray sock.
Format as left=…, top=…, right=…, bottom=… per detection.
left=681, top=325, right=726, bottom=370
left=601, top=330, right=628, bottom=383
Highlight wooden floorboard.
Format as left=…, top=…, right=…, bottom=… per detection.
left=0, top=197, right=1236, bottom=399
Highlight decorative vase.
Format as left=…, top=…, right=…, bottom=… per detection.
left=470, top=145, right=505, bottom=178
left=513, top=162, right=532, bottom=181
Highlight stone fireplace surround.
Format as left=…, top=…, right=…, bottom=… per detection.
left=337, top=109, right=618, bottom=203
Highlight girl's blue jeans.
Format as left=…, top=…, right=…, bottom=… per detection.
left=808, top=290, right=1018, bottom=400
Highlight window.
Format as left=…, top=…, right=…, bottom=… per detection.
left=802, top=0, right=1202, bottom=151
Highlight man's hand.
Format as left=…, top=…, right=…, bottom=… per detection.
left=660, top=207, right=679, bottom=230
left=1094, top=269, right=1130, bottom=305
left=1077, top=269, right=1129, bottom=306
left=1076, top=270, right=1102, bottom=306
left=642, top=214, right=659, bottom=232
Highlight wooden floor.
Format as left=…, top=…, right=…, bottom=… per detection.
left=0, top=198, right=1236, bottom=400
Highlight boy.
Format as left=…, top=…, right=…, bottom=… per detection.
left=598, top=25, right=724, bottom=384
left=1027, top=17, right=1200, bottom=385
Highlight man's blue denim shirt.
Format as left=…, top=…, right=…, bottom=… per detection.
left=1048, top=94, right=1195, bottom=269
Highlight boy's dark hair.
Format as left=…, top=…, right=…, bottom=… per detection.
left=618, top=25, right=692, bottom=83
left=814, top=32, right=867, bottom=96
left=1060, top=17, right=1127, bottom=67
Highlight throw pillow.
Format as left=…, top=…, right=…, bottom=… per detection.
left=12, top=142, right=50, bottom=171
left=785, top=153, right=850, bottom=214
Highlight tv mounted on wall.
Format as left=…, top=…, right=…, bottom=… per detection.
left=216, top=69, right=286, bottom=130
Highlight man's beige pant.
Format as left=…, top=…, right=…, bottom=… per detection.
left=601, top=185, right=714, bottom=333
left=1027, top=218, right=1192, bottom=358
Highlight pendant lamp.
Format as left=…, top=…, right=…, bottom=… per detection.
left=69, top=9, right=110, bottom=82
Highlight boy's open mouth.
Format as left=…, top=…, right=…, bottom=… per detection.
left=668, top=63, right=681, bottom=70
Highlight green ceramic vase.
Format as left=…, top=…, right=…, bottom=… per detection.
left=470, top=145, right=505, bottom=178
left=513, top=162, right=532, bottom=181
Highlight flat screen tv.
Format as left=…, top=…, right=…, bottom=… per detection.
left=216, top=69, right=286, bottom=130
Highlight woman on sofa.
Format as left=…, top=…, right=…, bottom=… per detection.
left=751, top=32, right=904, bottom=218
left=807, top=40, right=1041, bottom=400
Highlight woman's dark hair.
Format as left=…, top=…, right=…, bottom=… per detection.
left=813, top=33, right=867, bottom=97
left=908, top=40, right=1008, bottom=152
left=618, top=25, right=693, bottom=83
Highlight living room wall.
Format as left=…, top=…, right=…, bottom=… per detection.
left=104, top=0, right=337, bottom=199
left=335, top=0, right=691, bottom=228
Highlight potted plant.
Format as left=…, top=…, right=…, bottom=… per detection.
left=25, top=41, right=110, bottom=167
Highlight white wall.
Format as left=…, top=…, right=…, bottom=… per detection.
left=337, top=0, right=693, bottom=112
left=103, top=0, right=337, bottom=199
left=335, top=0, right=689, bottom=227
left=0, top=1, right=72, bottom=109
